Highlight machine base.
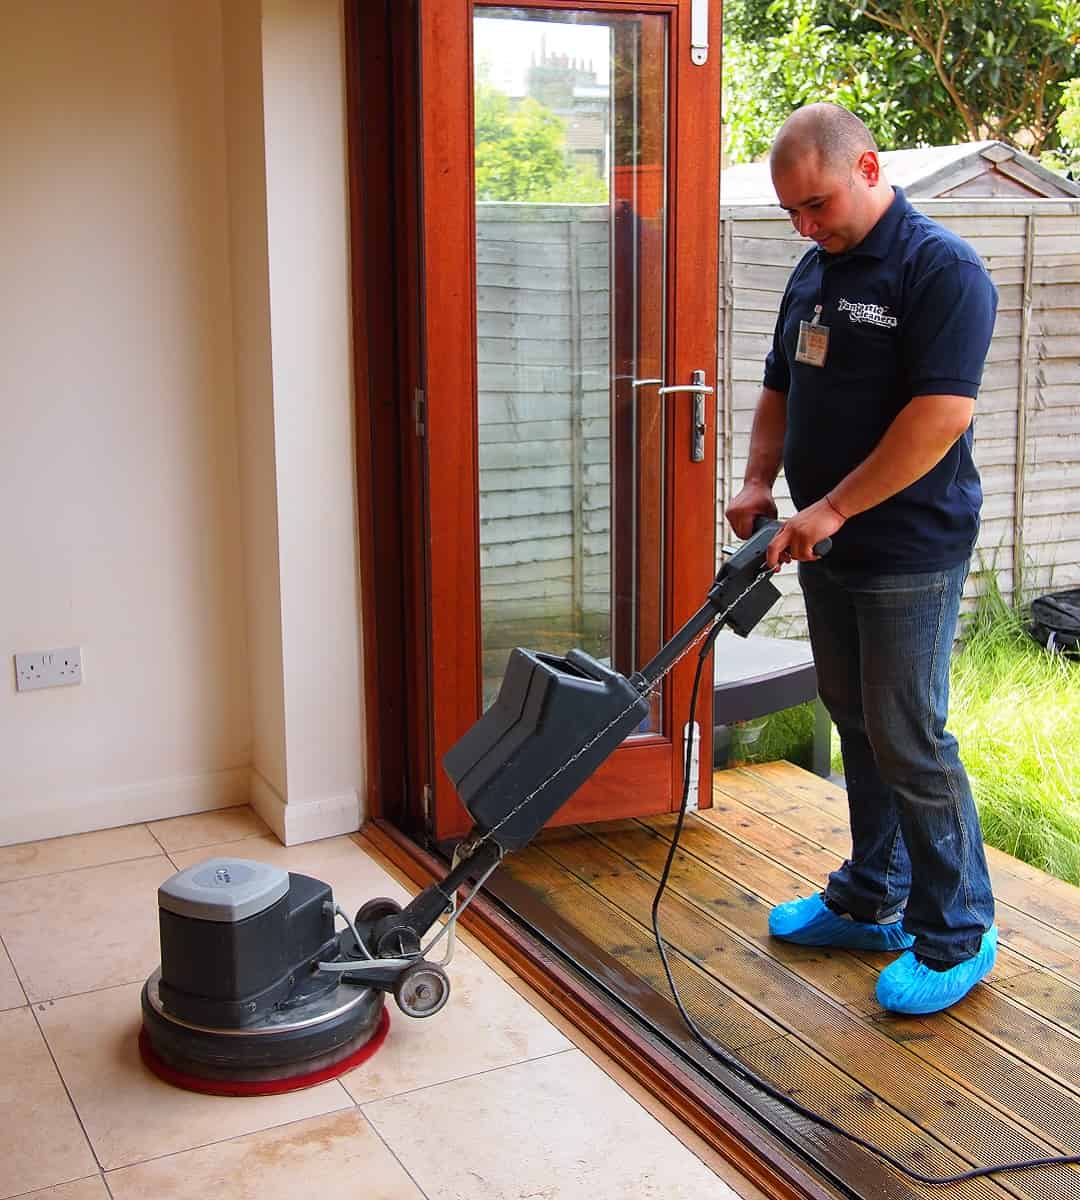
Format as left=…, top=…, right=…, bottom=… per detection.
left=139, top=969, right=389, bottom=1096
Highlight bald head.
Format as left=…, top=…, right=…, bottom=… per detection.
left=770, top=103, right=878, bottom=176
left=769, top=104, right=893, bottom=254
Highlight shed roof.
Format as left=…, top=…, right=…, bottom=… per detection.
left=720, top=140, right=1080, bottom=207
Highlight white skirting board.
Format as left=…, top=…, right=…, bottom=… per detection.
left=0, top=766, right=252, bottom=848
left=1, top=767, right=364, bottom=849
left=250, top=771, right=363, bottom=846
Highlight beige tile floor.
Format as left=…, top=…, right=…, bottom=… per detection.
left=0, top=808, right=750, bottom=1200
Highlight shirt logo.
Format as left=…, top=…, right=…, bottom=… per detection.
left=837, top=297, right=898, bottom=329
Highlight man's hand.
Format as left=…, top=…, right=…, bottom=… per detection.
left=765, top=499, right=845, bottom=569
left=726, top=483, right=777, bottom=540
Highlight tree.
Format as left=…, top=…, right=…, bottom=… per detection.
left=474, top=85, right=608, bottom=203
left=838, top=0, right=1080, bottom=150
left=722, top=0, right=1080, bottom=162
left=723, top=1, right=940, bottom=162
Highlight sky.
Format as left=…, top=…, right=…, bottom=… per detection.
left=474, top=13, right=611, bottom=97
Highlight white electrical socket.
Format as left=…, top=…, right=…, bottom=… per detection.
left=14, top=646, right=83, bottom=692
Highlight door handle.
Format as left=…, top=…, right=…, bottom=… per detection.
left=658, top=369, right=712, bottom=462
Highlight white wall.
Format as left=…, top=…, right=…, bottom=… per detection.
left=0, top=0, right=364, bottom=846
left=0, top=1, right=250, bottom=843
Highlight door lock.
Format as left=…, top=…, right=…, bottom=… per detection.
left=658, top=370, right=713, bottom=462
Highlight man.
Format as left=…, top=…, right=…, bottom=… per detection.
left=726, top=103, right=998, bottom=1015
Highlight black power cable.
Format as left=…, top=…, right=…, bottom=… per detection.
left=651, top=617, right=1080, bottom=1185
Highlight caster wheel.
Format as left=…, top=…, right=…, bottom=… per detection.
left=394, top=961, right=450, bottom=1018
left=355, top=897, right=403, bottom=926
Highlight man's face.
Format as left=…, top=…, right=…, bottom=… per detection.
left=771, top=150, right=880, bottom=254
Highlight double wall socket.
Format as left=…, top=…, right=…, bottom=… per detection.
left=14, top=646, right=83, bottom=692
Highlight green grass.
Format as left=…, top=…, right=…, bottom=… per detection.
left=730, top=701, right=818, bottom=771
left=952, top=582, right=1080, bottom=885
left=829, top=579, right=1080, bottom=886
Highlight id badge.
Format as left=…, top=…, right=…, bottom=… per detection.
left=795, top=304, right=829, bottom=367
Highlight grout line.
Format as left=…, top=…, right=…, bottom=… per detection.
left=355, top=1045, right=577, bottom=1109
left=357, top=1108, right=434, bottom=1199
left=150, top=831, right=273, bottom=858
left=7, top=1175, right=109, bottom=1200
left=28, top=974, right=152, bottom=1008
left=93, top=1088, right=356, bottom=1176
left=0, top=929, right=29, bottom=1009
left=0, top=848, right=169, bottom=886
left=29, top=1001, right=106, bottom=1176
left=144, top=821, right=169, bottom=855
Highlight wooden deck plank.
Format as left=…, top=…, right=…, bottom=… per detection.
left=645, top=810, right=1033, bottom=984
left=994, top=969, right=1080, bottom=1036
left=699, top=792, right=1080, bottom=1035
left=535, top=832, right=1079, bottom=1200
left=707, top=782, right=1080, bottom=979
left=734, top=763, right=1080, bottom=942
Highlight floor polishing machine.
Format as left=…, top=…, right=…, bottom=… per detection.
left=139, top=512, right=1080, bottom=1184
left=139, top=518, right=788, bottom=1096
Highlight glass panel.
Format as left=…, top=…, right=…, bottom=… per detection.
left=474, top=7, right=668, bottom=723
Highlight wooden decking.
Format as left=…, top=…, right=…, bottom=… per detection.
left=486, top=762, right=1080, bottom=1200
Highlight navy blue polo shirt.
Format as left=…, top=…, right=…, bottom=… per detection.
left=763, top=187, right=998, bottom=570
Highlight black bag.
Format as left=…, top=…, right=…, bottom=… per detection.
left=1029, top=588, right=1080, bottom=655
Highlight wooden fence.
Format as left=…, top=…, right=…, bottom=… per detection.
left=718, top=198, right=1080, bottom=633
left=476, top=198, right=1080, bottom=670
left=477, top=203, right=611, bottom=696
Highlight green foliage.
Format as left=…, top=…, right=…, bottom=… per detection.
left=723, top=0, right=1080, bottom=163
left=723, top=2, right=933, bottom=162
left=950, top=577, right=1080, bottom=886
left=726, top=701, right=818, bottom=770
left=474, top=85, right=608, bottom=203
left=1042, top=77, right=1080, bottom=174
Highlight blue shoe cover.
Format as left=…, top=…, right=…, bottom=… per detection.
left=876, top=926, right=998, bottom=1015
left=768, top=893, right=914, bottom=951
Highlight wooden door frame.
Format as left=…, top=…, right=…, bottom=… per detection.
left=347, top=0, right=723, bottom=839
left=346, top=0, right=432, bottom=838
left=420, top=0, right=723, bottom=841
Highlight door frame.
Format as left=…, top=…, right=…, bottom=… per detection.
left=419, top=0, right=724, bottom=840
left=346, top=0, right=433, bottom=838
left=348, top=0, right=725, bottom=838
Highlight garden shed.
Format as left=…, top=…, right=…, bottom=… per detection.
left=717, top=143, right=1080, bottom=633
left=720, top=139, right=1080, bottom=204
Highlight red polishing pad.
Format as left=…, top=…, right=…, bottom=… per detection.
left=138, top=1007, right=391, bottom=1097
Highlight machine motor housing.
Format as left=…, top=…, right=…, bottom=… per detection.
left=156, top=859, right=338, bottom=1029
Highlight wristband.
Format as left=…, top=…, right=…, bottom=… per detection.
left=824, top=493, right=849, bottom=521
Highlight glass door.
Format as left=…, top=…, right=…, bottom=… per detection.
left=474, top=9, right=667, bottom=729
left=420, top=0, right=721, bottom=841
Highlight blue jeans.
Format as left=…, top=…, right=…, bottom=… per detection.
left=799, top=560, right=995, bottom=965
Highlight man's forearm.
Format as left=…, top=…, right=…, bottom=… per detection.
left=744, top=387, right=787, bottom=486
left=828, top=393, right=975, bottom=518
